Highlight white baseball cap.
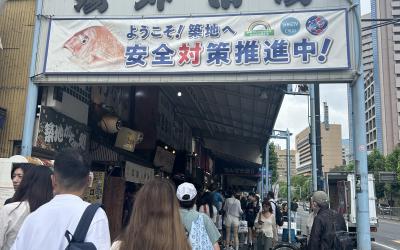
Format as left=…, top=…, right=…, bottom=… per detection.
left=176, top=182, right=197, bottom=201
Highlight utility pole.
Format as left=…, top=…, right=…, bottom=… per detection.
left=310, top=84, right=318, bottom=192
left=314, top=84, right=323, bottom=190
left=265, top=142, right=270, bottom=195
left=353, top=0, right=372, bottom=248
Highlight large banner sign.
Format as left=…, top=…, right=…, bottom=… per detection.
left=44, top=9, right=349, bottom=74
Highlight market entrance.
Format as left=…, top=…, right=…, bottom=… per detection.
left=20, top=0, right=372, bottom=248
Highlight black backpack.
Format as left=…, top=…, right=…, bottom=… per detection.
left=271, top=201, right=284, bottom=226
left=65, top=203, right=102, bottom=250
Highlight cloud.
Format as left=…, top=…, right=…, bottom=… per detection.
left=361, top=0, right=371, bottom=15
left=272, top=84, right=349, bottom=149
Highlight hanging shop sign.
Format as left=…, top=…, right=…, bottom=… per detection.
left=35, top=107, right=89, bottom=152
left=44, top=9, right=349, bottom=75
left=83, top=171, right=105, bottom=203
left=153, top=146, right=175, bottom=173
left=221, top=166, right=260, bottom=177
left=125, top=161, right=154, bottom=184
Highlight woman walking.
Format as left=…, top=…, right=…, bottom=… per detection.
left=198, top=192, right=218, bottom=225
left=255, top=200, right=278, bottom=250
left=0, top=165, right=53, bottom=250
left=111, top=178, right=191, bottom=250
left=223, top=191, right=243, bottom=250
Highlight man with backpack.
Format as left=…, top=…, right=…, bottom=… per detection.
left=177, top=182, right=221, bottom=250
left=11, top=149, right=111, bottom=250
left=309, top=191, right=348, bottom=250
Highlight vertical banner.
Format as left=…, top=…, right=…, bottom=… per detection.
left=44, top=9, right=349, bottom=74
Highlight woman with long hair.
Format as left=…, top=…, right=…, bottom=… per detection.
left=255, top=200, right=278, bottom=250
left=4, top=163, right=31, bottom=205
left=197, top=192, right=218, bottom=225
left=111, top=178, right=191, bottom=250
left=0, top=165, right=53, bottom=249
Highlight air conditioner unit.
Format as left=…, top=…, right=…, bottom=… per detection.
left=115, top=127, right=144, bottom=152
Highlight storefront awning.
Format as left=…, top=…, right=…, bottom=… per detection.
left=161, top=84, right=285, bottom=145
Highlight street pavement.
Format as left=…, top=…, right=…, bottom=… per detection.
left=372, top=218, right=400, bottom=250
left=232, top=206, right=400, bottom=249
left=296, top=206, right=400, bottom=250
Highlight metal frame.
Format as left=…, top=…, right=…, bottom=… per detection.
left=263, top=129, right=293, bottom=243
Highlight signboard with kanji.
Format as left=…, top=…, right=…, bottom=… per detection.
left=35, top=107, right=89, bottom=152
left=44, top=9, right=349, bottom=74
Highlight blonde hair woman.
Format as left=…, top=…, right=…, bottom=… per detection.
left=111, top=178, right=191, bottom=250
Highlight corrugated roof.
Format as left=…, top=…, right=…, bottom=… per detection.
left=161, top=84, right=286, bottom=146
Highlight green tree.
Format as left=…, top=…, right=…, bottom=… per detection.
left=268, top=143, right=279, bottom=184
left=367, top=149, right=386, bottom=199
left=331, top=162, right=355, bottom=172
left=279, top=181, right=288, bottom=199
left=384, top=147, right=400, bottom=206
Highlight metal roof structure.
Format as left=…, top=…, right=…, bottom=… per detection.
left=161, top=84, right=286, bottom=146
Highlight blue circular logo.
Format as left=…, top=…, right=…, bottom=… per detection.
left=306, top=16, right=328, bottom=35
left=281, top=17, right=300, bottom=36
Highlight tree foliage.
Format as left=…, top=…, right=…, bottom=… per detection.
left=278, top=175, right=312, bottom=201
left=367, top=148, right=400, bottom=204
left=268, top=143, right=279, bottom=184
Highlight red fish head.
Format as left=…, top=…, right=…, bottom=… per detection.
left=63, top=26, right=125, bottom=65
left=63, top=27, right=97, bottom=58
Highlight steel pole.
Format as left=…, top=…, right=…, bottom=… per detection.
left=21, top=0, right=43, bottom=156
left=265, top=142, right=270, bottom=196
left=286, top=130, right=292, bottom=243
left=314, top=84, right=323, bottom=190
left=352, top=0, right=371, bottom=248
left=260, top=155, right=264, bottom=201
left=310, top=84, right=318, bottom=192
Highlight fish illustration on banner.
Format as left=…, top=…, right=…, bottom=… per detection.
left=63, top=26, right=125, bottom=67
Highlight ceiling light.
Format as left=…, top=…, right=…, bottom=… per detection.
left=172, top=150, right=176, bottom=154
left=177, top=91, right=182, bottom=97
left=164, top=146, right=168, bottom=150
left=259, top=90, right=268, bottom=100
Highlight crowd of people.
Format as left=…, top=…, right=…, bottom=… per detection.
left=0, top=148, right=348, bottom=250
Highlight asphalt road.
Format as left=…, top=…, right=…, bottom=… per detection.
left=295, top=206, right=400, bottom=250
left=372, top=218, right=400, bottom=250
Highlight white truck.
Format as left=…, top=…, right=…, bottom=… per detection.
left=325, top=172, right=378, bottom=247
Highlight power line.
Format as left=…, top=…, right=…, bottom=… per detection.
left=361, top=18, right=400, bottom=31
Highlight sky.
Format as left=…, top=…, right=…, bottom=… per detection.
left=272, top=0, right=371, bottom=149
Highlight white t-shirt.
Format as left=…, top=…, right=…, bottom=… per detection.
left=0, top=201, right=30, bottom=250
left=223, top=197, right=242, bottom=218
left=11, top=194, right=110, bottom=250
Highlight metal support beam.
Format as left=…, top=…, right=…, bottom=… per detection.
left=353, top=0, right=372, bottom=249
left=314, top=84, right=323, bottom=190
left=265, top=142, right=270, bottom=196
left=270, top=129, right=292, bottom=242
left=21, top=0, right=43, bottom=156
left=310, top=84, right=318, bottom=192
left=286, top=129, right=292, bottom=243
